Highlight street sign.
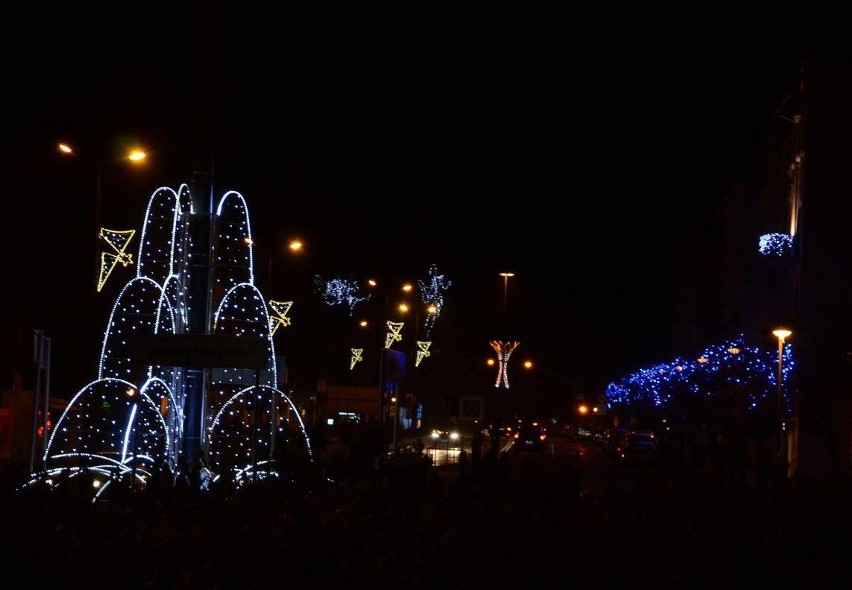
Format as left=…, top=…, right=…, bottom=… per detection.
left=459, top=396, right=484, bottom=420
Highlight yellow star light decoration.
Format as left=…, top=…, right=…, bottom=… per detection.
left=490, top=340, right=520, bottom=389
left=97, top=228, right=136, bottom=292
left=268, top=300, right=294, bottom=336
left=350, top=348, right=363, bottom=370
left=415, top=341, right=432, bottom=367
left=384, top=321, right=404, bottom=349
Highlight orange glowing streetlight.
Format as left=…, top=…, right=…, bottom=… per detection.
left=57, top=141, right=148, bottom=288
left=57, top=141, right=147, bottom=231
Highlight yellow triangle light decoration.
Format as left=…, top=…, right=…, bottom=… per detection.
left=415, top=341, right=432, bottom=367
left=268, top=300, right=293, bottom=336
left=350, top=348, right=363, bottom=370
left=97, top=228, right=136, bottom=292
left=384, top=321, right=404, bottom=349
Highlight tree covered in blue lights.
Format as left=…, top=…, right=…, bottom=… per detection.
left=605, top=335, right=794, bottom=431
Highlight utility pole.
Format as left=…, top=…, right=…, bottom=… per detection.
left=29, top=330, right=51, bottom=474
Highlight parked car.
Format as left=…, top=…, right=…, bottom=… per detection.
left=602, top=426, right=632, bottom=454
left=614, top=430, right=658, bottom=465
left=511, top=421, right=548, bottom=454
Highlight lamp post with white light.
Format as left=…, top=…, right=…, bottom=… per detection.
left=491, top=272, right=518, bottom=392
left=499, top=271, right=515, bottom=336
left=772, top=328, right=792, bottom=477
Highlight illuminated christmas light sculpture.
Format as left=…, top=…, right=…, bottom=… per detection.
left=314, top=275, right=369, bottom=315
left=490, top=340, right=519, bottom=389
left=350, top=348, right=363, bottom=370
left=417, top=264, right=451, bottom=337
left=20, top=183, right=313, bottom=501
left=97, top=228, right=136, bottom=292
left=415, top=341, right=431, bottom=367
left=316, top=268, right=452, bottom=372
left=604, top=335, right=796, bottom=417
left=268, top=299, right=293, bottom=335
left=758, top=232, right=793, bottom=256
left=385, top=321, right=404, bottom=349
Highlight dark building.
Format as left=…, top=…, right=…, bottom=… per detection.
left=672, top=54, right=852, bottom=477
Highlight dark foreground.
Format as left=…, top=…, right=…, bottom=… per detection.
left=1, top=446, right=850, bottom=589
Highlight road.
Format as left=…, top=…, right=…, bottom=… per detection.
left=415, top=430, right=589, bottom=467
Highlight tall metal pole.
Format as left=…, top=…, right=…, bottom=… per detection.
left=374, top=281, right=392, bottom=423
left=773, top=329, right=791, bottom=477
left=42, top=336, right=51, bottom=469
left=184, top=0, right=216, bottom=471
left=95, top=162, right=104, bottom=286
left=377, top=343, right=385, bottom=422
left=29, top=330, right=44, bottom=474
left=499, top=272, right=514, bottom=337
left=776, top=337, right=785, bottom=474
left=392, top=390, right=399, bottom=454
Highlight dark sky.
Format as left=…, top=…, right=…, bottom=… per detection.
left=5, top=7, right=805, bottom=398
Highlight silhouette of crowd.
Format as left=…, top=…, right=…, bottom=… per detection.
left=1, top=432, right=850, bottom=589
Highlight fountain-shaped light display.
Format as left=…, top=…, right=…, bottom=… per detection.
left=20, top=184, right=313, bottom=501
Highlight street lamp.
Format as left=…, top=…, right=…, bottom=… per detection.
left=772, top=327, right=792, bottom=476
left=368, top=279, right=414, bottom=423
left=499, top=271, right=515, bottom=336
left=29, top=330, right=52, bottom=474
left=58, top=141, right=147, bottom=234
left=492, top=271, right=518, bottom=391
left=57, top=141, right=148, bottom=287
left=264, top=237, right=305, bottom=298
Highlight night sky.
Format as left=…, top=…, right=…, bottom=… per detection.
left=4, top=7, right=805, bottom=399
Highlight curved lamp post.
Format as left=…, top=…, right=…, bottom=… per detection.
left=57, top=142, right=147, bottom=289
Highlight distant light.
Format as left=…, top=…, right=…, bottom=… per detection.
left=127, top=150, right=146, bottom=162
left=58, top=143, right=74, bottom=155
left=289, top=240, right=303, bottom=252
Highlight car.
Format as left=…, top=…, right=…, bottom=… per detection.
left=602, top=426, right=632, bottom=454
left=614, top=430, right=659, bottom=465
left=430, top=427, right=461, bottom=445
left=511, top=422, right=548, bottom=454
